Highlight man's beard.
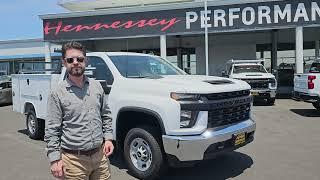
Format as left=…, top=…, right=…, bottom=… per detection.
left=67, top=66, right=85, bottom=77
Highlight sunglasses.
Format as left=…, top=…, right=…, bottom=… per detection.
left=65, top=57, right=85, bottom=64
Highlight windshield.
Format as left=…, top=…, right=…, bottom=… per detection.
left=309, top=63, right=320, bottom=73
left=233, top=64, right=267, bottom=74
left=109, top=55, right=186, bottom=78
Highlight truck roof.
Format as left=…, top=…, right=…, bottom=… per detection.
left=88, top=52, right=157, bottom=57
left=227, top=59, right=265, bottom=65
left=234, top=63, right=263, bottom=66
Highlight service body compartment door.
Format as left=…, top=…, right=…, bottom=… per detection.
left=11, top=75, right=21, bottom=113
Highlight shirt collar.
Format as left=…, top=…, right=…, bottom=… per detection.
left=65, top=75, right=90, bottom=88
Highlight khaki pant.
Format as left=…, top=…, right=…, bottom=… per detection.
left=62, top=149, right=111, bottom=180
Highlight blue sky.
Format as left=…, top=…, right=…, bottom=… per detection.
left=0, top=0, right=67, bottom=41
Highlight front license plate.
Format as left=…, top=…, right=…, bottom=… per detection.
left=234, top=133, right=246, bottom=146
left=251, top=91, right=259, bottom=96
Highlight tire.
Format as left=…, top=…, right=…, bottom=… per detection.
left=26, top=109, right=44, bottom=140
left=312, top=101, right=320, bottom=111
left=124, top=127, right=167, bottom=180
left=266, top=98, right=275, bottom=106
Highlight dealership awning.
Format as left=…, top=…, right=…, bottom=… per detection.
left=41, top=0, right=320, bottom=42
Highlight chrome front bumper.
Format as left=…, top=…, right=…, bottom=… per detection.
left=162, top=119, right=256, bottom=162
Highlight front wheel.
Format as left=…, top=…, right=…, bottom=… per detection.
left=123, top=127, right=167, bottom=180
left=312, top=101, right=320, bottom=111
left=26, top=109, right=44, bottom=140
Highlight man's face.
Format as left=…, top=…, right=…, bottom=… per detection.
left=63, top=49, right=87, bottom=77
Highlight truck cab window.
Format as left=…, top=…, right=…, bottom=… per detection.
left=86, top=56, right=114, bottom=94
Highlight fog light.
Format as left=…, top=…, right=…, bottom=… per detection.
left=180, top=110, right=199, bottom=128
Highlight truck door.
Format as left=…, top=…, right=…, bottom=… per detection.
left=86, top=56, right=114, bottom=97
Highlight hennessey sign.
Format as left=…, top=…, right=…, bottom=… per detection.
left=43, top=0, right=320, bottom=41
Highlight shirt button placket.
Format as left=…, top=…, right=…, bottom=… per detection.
left=83, top=91, right=94, bottom=149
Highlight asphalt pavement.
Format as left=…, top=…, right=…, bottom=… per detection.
left=0, top=99, right=320, bottom=180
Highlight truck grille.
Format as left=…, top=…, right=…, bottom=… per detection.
left=203, top=90, right=250, bottom=100
left=241, top=79, right=270, bottom=89
left=180, top=90, right=252, bottom=128
left=208, top=103, right=250, bottom=128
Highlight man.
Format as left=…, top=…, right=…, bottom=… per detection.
left=45, top=41, right=114, bottom=180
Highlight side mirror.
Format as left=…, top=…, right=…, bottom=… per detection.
left=272, top=69, right=278, bottom=75
left=184, top=68, right=191, bottom=74
left=221, top=70, right=227, bottom=77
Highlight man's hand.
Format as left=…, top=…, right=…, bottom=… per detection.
left=103, top=140, right=114, bottom=157
left=50, top=160, right=64, bottom=179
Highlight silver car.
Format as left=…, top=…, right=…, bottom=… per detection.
left=0, top=76, right=12, bottom=105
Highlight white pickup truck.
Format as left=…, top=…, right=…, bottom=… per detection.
left=293, top=61, right=320, bottom=111
left=12, top=52, right=256, bottom=179
left=222, top=59, right=277, bottom=105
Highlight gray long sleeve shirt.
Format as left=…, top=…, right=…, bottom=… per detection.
left=44, top=76, right=113, bottom=163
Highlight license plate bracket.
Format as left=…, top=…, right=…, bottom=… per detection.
left=251, top=91, right=259, bottom=96
left=234, top=133, right=246, bottom=146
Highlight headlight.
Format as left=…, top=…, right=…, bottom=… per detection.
left=180, top=110, right=199, bottom=128
left=250, top=97, right=254, bottom=120
left=171, top=92, right=200, bottom=101
left=171, top=93, right=201, bottom=128
left=269, top=78, right=277, bottom=88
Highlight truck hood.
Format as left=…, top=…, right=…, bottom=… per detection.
left=230, top=73, right=275, bottom=79
left=122, top=75, right=251, bottom=94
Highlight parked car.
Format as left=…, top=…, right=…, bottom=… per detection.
left=222, top=59, right=277, bottom=105
left=293, top=61, right=320, bottom=111
left=12, top=52, right=256, bottom=179
left=0, top=75, right=12, bottom=105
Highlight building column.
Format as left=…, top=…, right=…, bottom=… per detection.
left=315, top=40, right=319, bottom=59
left=44, top=41, right=52, bottom=74
left=295, top=26, right=304, bottom=74
left=160, top=35, right=167, bottom=59
left=177, top=48, right=183, bottom=69
left=271, top=30, right=278, bottom=74
left=204, top=0, right=209, bottom=76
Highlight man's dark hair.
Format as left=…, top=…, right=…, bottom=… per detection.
left=61, top=41, right=86, bottom=59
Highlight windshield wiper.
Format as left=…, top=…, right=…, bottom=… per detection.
left=128, top=75, right=163, bottom=79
